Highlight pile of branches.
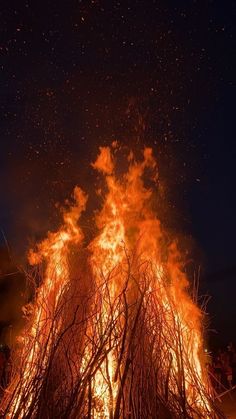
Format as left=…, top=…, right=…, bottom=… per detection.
left=0, top=253, right=224, bottom=419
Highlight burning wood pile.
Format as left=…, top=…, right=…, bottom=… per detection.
left=1, top=145, right=224, bottom=418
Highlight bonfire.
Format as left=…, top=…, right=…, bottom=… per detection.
left=1, top=144, right=224, bottom=418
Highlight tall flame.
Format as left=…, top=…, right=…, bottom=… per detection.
left=2, top=145, right=219, bottom=418
left=7, top=187, right=87, bottom=417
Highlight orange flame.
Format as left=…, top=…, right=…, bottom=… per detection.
left=4, top=146, right=214, bottom=418
left=9, top=187, right=87, bottom=416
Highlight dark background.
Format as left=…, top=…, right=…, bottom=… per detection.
left=0, top=0, right=235, bottom=347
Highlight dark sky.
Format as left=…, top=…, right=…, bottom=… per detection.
left=0, top=0, right=235, bottom=344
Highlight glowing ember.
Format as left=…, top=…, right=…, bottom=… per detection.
left=1, top=145, right=221, bottom=418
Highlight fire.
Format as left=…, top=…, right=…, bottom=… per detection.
left=5, top=187, right=87, bottom=417
left=1, top=145, right=220, bottom=418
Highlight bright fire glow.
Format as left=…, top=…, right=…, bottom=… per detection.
left=2, top=145, right=215, bottom=418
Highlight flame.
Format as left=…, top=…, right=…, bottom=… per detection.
left=2, top=146, right=215, bottom=418
left=88, top=147, right=210, bottom=417
left=8, top=187, right=87, bottom=417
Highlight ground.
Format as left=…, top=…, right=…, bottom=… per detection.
left=219, top=388, right=236, bottom=418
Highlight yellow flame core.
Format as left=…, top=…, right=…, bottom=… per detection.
left=7, top=147, right=212, bottom=418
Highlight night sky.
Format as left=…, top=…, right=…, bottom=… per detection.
left=0, top=1, right=235, bottom=345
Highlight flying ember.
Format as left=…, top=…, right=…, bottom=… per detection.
left=1, top=144, right=222, bottom=418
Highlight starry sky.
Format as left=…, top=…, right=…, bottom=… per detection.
left=0, top=1, right=236, bottom=344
